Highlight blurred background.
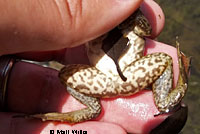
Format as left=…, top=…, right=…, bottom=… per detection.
left=155, top=0, right=200, bottom=133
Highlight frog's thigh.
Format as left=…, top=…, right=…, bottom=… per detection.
left=121, top=52, right=172, bottom=93
left=29, top=86, right=101, bottom=123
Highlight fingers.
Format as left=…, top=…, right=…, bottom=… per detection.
left=15, top=0, right=165, bottom=64
left=0, top=113, right=126, bottom=134
left=0, top=0, right=164, bottom=62
left=7, top=62, right=63, bottom=113
left=0, top=0, right=142, bottom=55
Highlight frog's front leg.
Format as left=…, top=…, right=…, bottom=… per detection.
left=28, top=86, right=101, bottom=123
left=153, top=43, right=190, bottom=115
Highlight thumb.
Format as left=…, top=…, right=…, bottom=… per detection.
left=0, top=0, right=142, bottom=55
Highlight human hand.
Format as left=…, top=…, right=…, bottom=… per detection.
left=0, top=0, right=187, bottom=133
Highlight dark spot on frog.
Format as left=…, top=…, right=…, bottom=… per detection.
left=148, top=61, right=154, bottom=66
left=94, top=86, right=99, bottom=91
left=97, top=80, right=104, bottom=88
left=79, top=74, right=85, bottom=82
left=133, top=67, right=146, bottom=73
left=76, top=84, right=90, bottom=91
left=103, top=77, right=106, bottom=82
left=83, top=72, right=87, bottom=76
left=155, top=58, right=162, bottom=63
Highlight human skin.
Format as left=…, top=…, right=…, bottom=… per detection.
left=0, top=0, right=182, bottom=133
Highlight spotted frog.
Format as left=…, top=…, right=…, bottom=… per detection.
left=29, top=9, right=190, bottom=123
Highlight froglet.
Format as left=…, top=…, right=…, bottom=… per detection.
left=26, top=9, right=190, bottom=123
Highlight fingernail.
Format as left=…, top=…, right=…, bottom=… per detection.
left=150, top=103, right=188, bottom=134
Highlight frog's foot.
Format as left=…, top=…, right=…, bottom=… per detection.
left=153, top=42, right=191, bottom=116
left=26, top=86, right=101, bottom=123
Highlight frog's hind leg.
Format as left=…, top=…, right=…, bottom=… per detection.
left=27, top=86, right=101, bottom=123
left=153, top=42, right=190, bottom=115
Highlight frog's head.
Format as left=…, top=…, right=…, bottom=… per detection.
left=132, top=10, right=152, bottom=37
left=118, top=9, right=152, bottom=37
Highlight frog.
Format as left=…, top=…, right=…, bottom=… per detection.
left=26, top=9, right=190, bottom=123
